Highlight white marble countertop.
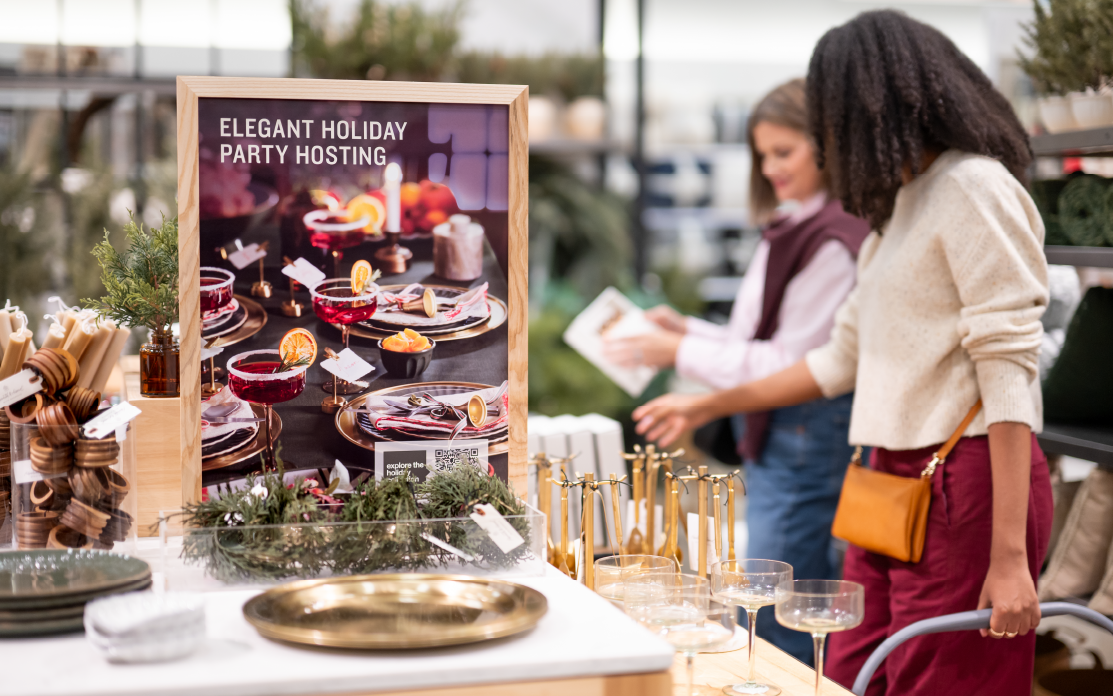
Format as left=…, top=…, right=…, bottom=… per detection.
left=0, top=568, right=675, bottom=696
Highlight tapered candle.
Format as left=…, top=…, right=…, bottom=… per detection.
left=0, top=329, right=30, bottom=380
left=59, top=311, right=78, bottom=343
left=63, top=319, right=96, bottom=361
left=41, top=322, right=66, bottom=350
left=0, top=309, right=12, bottom=362
left=76, top=321, right=115, bottom=389
left=89, top=326, right=130, bottom=395
left=384, top=162, right=402, bottom=233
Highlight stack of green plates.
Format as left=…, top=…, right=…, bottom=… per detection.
left=0, top=549, right=151, bottom=637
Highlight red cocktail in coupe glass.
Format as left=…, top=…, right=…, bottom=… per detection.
left=226, top=349, right=308, bottom=467
left=304, top=209, right=371, bottom=277
left=310, top=278, right=378, bottom=395
left=199, top=266, right=235, bottom=313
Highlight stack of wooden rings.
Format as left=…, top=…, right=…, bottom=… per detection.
left=5, top=346, right=133, bottom=550
left=16, top=510, right=59, bottom=548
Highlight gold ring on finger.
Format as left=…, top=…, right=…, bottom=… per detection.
left=1005, top=631, right=1018, bottom=638
left=988, top=629, right=1005, bottom=638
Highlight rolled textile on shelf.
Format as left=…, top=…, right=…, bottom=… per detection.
left=89, top=326, right=130, bottom=395
left=1031, top=179, right=1073, bottom=246
left=1058, top=175, right=1111, bottom=247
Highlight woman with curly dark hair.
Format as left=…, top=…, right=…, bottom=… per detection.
left=632, top=10, right=1050, bottom=695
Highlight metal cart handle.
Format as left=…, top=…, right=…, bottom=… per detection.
left=851, top=602, right=1113, bottom=695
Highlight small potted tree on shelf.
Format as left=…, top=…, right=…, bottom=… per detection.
left=84, top=216, right=180, bottom=397
left=1020, top=0, right=1113, bottom=132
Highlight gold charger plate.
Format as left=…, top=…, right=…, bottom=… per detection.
left=204, top=295, right=268, bottom=349
left=202, top=404, right=283, bottom=472
left=346, top=294, right=507, bottom=342
left=336, top=381, right=509, bottom=456
left=243, top=574, right=547, bottom=650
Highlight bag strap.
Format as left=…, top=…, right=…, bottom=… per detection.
left=921, top=399, right=982, bottom=478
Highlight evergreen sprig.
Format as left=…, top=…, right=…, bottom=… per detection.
left=82, top=214, right=179, bottom=331
left=1019, top=0, right=1113, bottom=95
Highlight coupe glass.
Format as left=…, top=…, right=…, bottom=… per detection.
left=310, top=278, right=379, bottom=395
left=623, top=572, right=709, bottom=629
left=200, top=266, right=235, bottom=395
left=712, top=559, right=793, bottom=696
left=595, top=555, right=677, bottom=609
left=199, top=266, right=235, bottom=313
left=304, top=209, right=371, bottom=277
left=226, top=349, right=308, bottom=468
left=774, top=580, right=864, bottom=696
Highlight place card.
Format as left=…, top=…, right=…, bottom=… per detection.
left=200, top=344, right=224, bottom=361
left=469, top=503, right=525, bottom=553
left=0, top=369, right=42, bottom=409
left=281, top=257, right=326, bottom=289
left=320, top=348, right=375, bottom=383
left=12, top=459, right=64, bottom=485
left=227, top=243, right=267, bottom=270
left=84, top=402, right=142, bottom=440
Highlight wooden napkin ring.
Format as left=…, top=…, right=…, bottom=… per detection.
left=66, top=388, right=102, bottom=422
left=100, top=509, right=133, bottom=544
left=24, top=348, right=73, bottom=396
left=63, top=498, right=109, bottom=537
left=45, top=475, right=73, bottom=499
left=36, top=402, right=78, bottom=447
left=47, top=524, right=92, bottom=550
left=69, top=467, right=108, bottom=506
left=103, top=468, right=130, bottom=500
left=29, top=480, right=54, bottom=508
left=5, top=394, right=47, bottom=424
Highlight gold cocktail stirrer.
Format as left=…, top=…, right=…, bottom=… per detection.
left=727, top=478, right=737, bottom=561
left=697, top=465, right=708, bottom=578
left=712, top=478, right=723, bottom=565
left=608, top=474, right=624, bottom=552
left=532, top=453, right=554, bottom=564
left=656, top=448, right=684, bottom=555
left=622, top=446, right=645, bottom=554
left=664, top=472, right=683, bottom=569
left=644, top=444, right=660, bottom=558
left=582, top=473, right=595, bottom=590
left=557, top=482, right=571, bottom=577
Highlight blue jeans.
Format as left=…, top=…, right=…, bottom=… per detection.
left=732, top=393, right=855, bottom=665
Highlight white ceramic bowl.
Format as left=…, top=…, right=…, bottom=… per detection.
left=1070, top=92, right=1113, bottom=129
left=1039, top=96, right=1080, bottom=134
left=528, top=96, right=557, bottom=142
left=565, top=96, right=607, bottom=140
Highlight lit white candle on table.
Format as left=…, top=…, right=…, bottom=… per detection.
left=76, top=321, right=115, bottom=389
left=89, top=326, right=131, bottom=394
left=384, top=162, right=402, bottom=233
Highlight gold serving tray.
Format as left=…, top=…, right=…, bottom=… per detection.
left=243, top=574, right=547, bottom=650
left=335, top=381, right=509, bottom=456
left=346, top=293, right=508, bottom=342
left=202, top=404, right=282, bottom=472
left=204, top=295, right=268, bottom=349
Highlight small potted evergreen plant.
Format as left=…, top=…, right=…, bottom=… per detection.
left=84, top=216, right=180, bottom=397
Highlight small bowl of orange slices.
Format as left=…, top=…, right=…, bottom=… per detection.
left=378, top=328, right=435, bottom=378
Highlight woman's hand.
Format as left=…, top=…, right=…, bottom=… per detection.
left=633, top=393, right=716, bottom=447
left=977, top=553, right=1040, bottom=639
left=644, top=305, right=688, bottom=334
left=602, top=331, right=683, bottom=369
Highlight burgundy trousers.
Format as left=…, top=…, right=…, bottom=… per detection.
left=826, top=434, right=1053, bottom=695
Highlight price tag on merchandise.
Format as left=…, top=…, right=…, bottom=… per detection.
left=83, top=402, right=142, bottom=440
left=0, top=369, right=43, bottom=409
left=420, top=532, right=476, bottom=562
left=12, top=459, right=64, bottom=485
left=227, top=243, right=267, bottom=270
left=320, top=348, right=375, bottom=383
left=282, top=257, right=327, bottom=289
left=686, top=512, right=719, bottom=570
left=469, top=503, right=525, bottom=553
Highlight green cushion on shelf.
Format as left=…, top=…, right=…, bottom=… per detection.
left=1043, top=287, right=1113, bottom=423
left=1059, top=175, right=1111, bottom=247
left=1032, top=179, right=1070, bottom=217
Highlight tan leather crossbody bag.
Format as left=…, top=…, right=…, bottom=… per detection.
left=830, top=400, right=982, bottom=563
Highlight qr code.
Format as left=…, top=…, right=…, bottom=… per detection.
left=431, top=447, right=482, bottom=473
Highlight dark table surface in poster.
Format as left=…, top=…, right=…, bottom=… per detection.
left=201, top=224, right=509, bottom=487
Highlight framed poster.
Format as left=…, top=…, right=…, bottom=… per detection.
left=176, top=77, right=527, bottom=503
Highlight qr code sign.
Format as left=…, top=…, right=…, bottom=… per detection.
left=432, top=447, right=482, bottom=472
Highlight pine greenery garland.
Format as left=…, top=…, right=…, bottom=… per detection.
left=82, top=215, right=179, bottom=331
left=1019, top=0, right=1113, bottom=95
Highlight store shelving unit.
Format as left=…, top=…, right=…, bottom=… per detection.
left=1033, top=127, right=1113, bottom=469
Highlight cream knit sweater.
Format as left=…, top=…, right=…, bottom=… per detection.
left=805, top=150, right=1048, bottom=450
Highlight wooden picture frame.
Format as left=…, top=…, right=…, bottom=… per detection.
left=176, top=77, right=529, bottom=503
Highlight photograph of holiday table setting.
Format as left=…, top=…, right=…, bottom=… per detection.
left=186, top=91, right=518, bottom=486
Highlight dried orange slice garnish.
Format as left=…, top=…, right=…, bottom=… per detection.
left=351, top=260, right=374, bottom=295
left=382, top=329, right=431, bottom=352
left=346, top=193, right=386, bottom=234
left=279, top=328, right=318, bottom=366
